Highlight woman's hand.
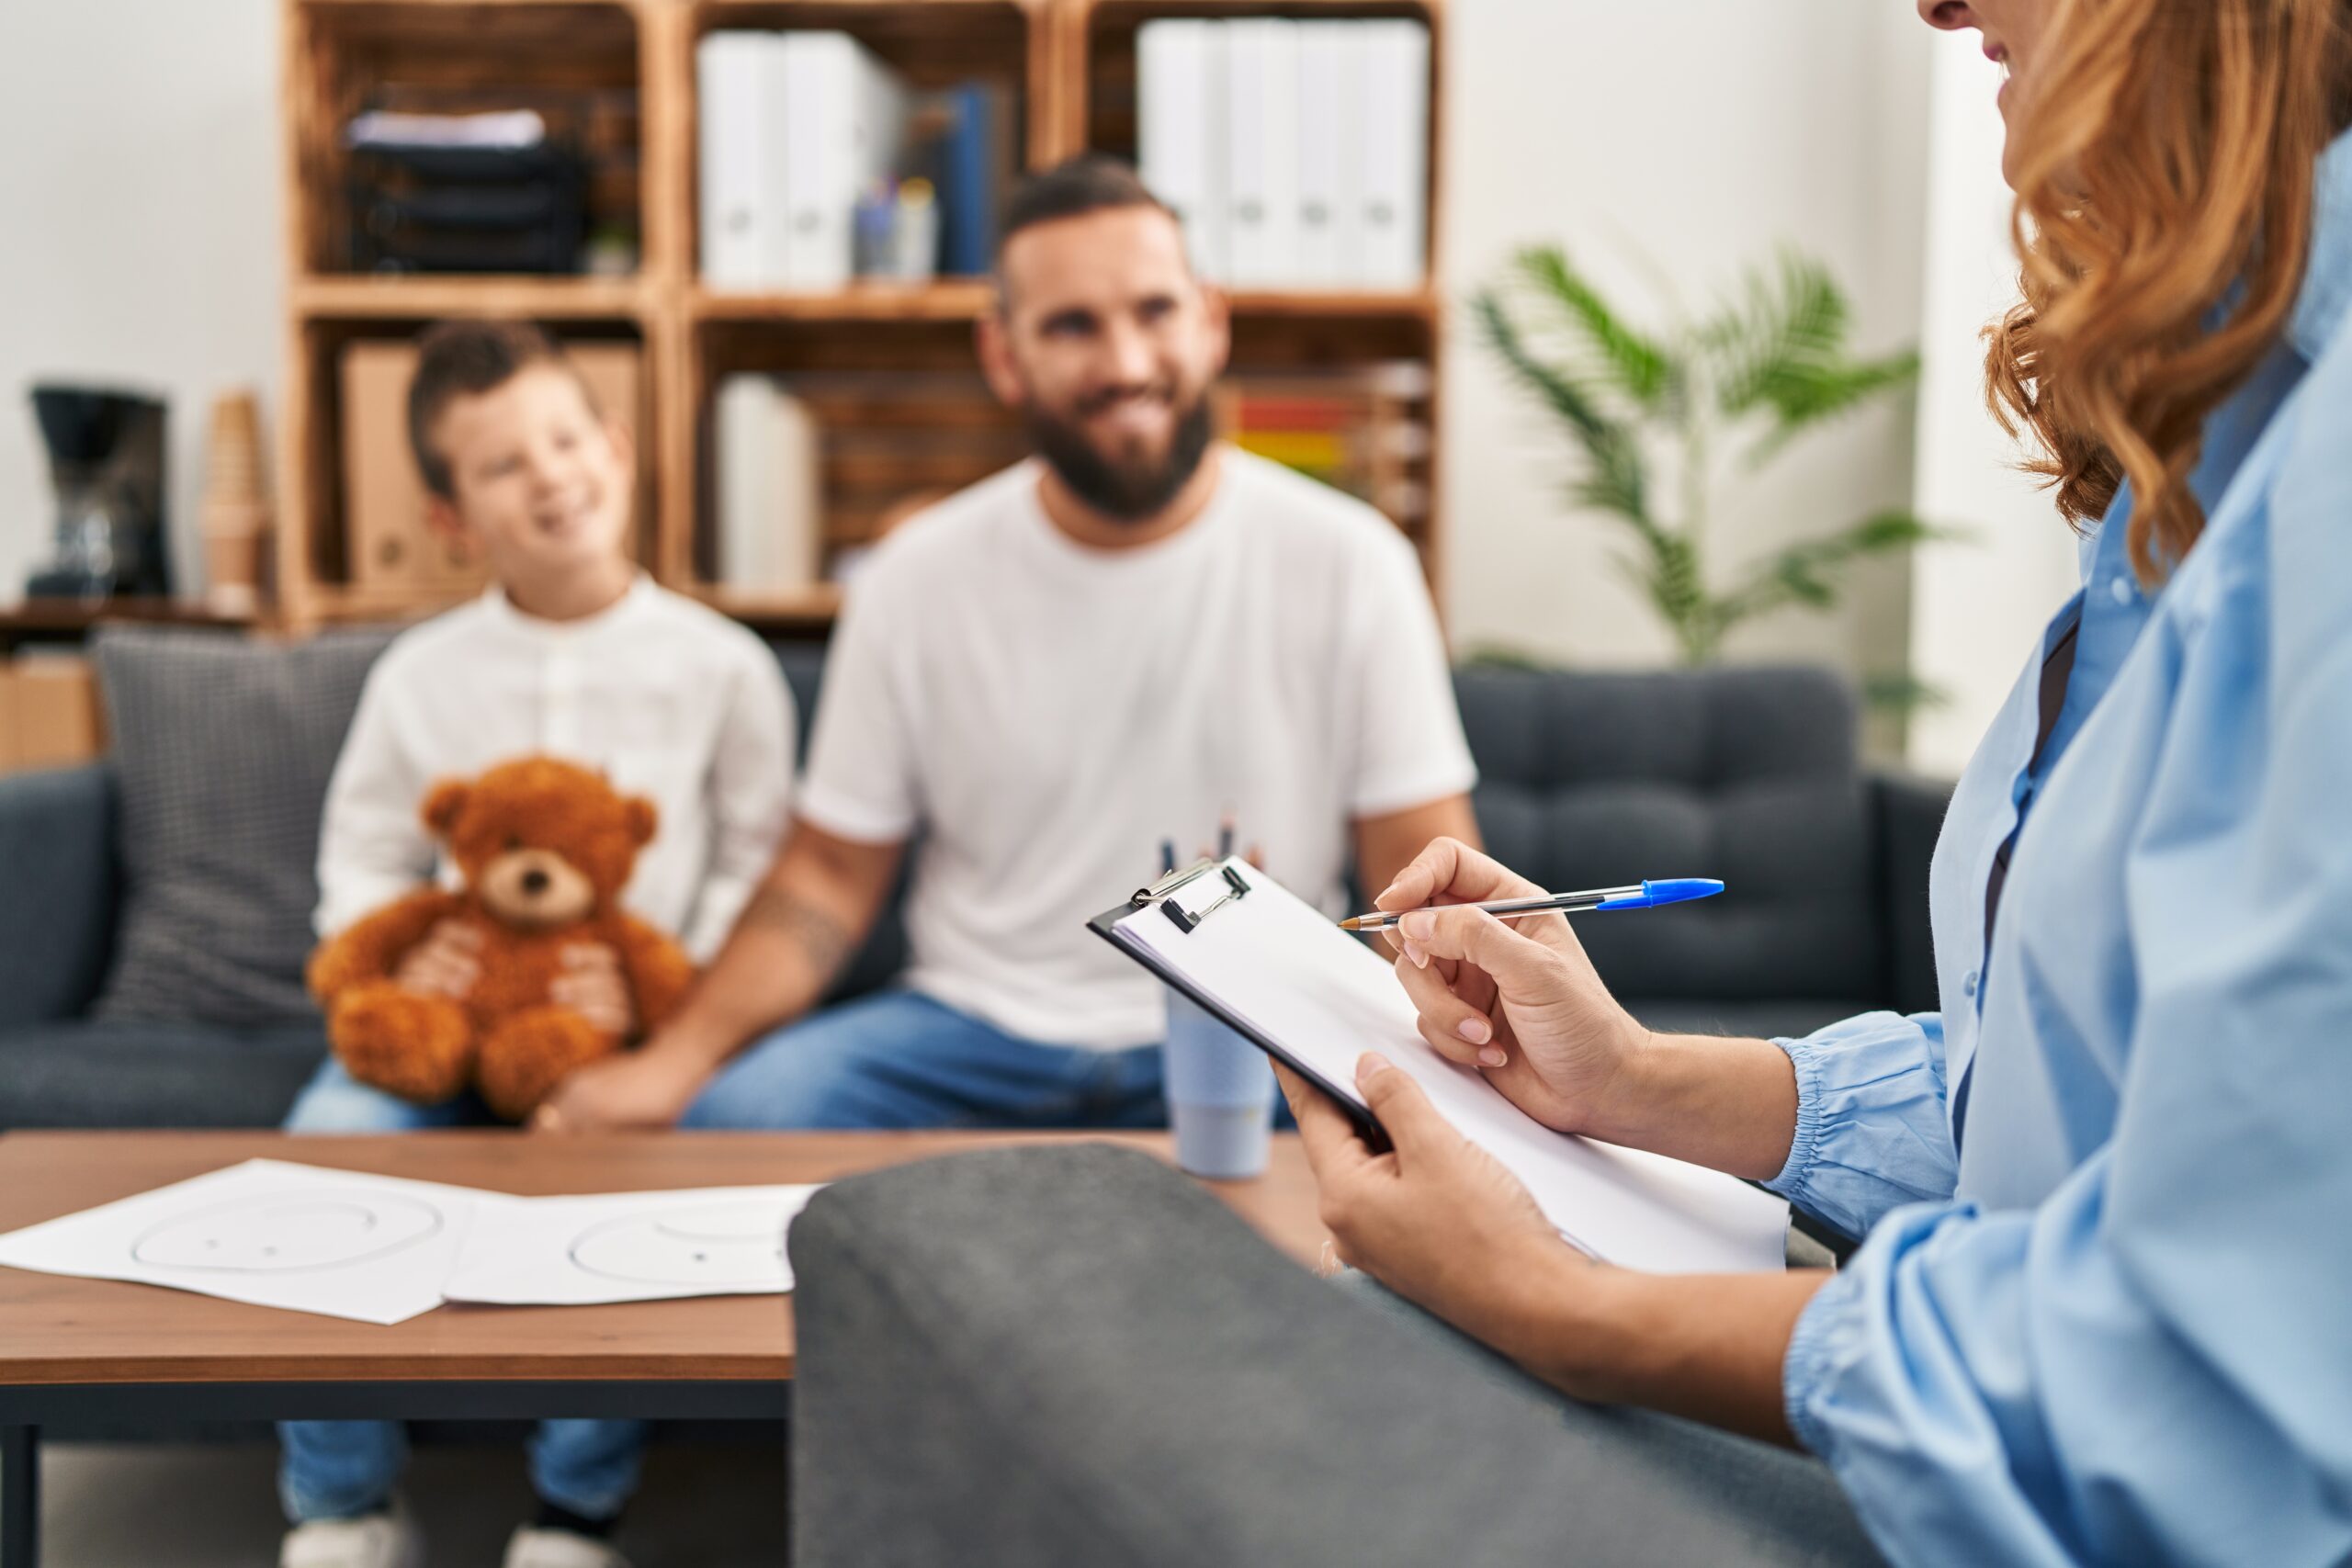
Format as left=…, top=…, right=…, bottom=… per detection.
left=1281, top=1055, right=1826, bottom=1440
left=1377, top=838, right=1651, bottom=1138
left=1277, top=1055, right=1589, bottom=1348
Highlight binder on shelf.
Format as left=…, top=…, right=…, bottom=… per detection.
left=1090, top=859, right=1790, bottom=1275
left=697, top=31, right=789, bottom=289
left=1357, top=20, right=1430, bottom=288
left=781, top=31, right=908, bottom=290
left=714, top=375, right=823, bottom=593
left=1295, top=23, right=1357, bottom=287
left=1137, top=19, right=1228, bottom=283
left=1223, top=17, right=1301, bottom=287
left=938, top=81, right=1011, bottom=276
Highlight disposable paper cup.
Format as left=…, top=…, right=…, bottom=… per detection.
left=1165, top=988, right=1276, bottom=1179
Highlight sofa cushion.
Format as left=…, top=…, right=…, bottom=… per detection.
left=0, top=1020, right=326, bottom=1130
left=88, top=626, right=395, bottom=1029
left=1456, top=664, right=1878, bottom=1005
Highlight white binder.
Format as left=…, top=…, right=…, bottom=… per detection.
left=781, top=32, right=907, bottom=289
left=1091, top=859, right=1791, bottom=1275
left=697, top=31, right=788, bottom=289
left=1357, top=20, right=1430, bottom=288
left=1137, top=18, right=1229, bottom=282
left=1224, top=17, right=1302, bottom=288
left=714, top=375, right=823, bottom=592
left=1295, top=23, right=1357, bottom=287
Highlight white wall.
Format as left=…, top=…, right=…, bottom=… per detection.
left=1905, top=31, right=2081, bottom=774
left=1440, top=0, right=1933, bottom=713
left=0, top=1, right=283, bottom=604
left=0, top=0, right=1951, bottom=700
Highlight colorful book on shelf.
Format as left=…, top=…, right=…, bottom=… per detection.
left=1227, top=366, right=1431, bottom=527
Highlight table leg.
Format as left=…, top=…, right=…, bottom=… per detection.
left=1, top=1424, right=35, bottom=1568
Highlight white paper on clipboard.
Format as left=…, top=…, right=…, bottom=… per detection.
left=1103, top=860, right=1789, bottom=1275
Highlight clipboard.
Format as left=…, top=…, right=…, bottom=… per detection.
left=1089, top=857, right=1792, bottom=1275
left=1089, top=857, right=1388, bottom=1150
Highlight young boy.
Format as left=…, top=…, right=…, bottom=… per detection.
left=278, top=321, right=794, bottom=1568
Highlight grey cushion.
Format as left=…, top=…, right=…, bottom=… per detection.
left=790, top=1144, right=1883, bottom=1568
left=1458, top=664, right=1878, bottom=1004
left=88, top=627, right=394, bottom=1029
left=0, top=1019, right=325, bottom=1130
left=0, top=763, right=118, bottom=1028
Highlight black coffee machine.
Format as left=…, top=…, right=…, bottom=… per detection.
left=26, top=384, right=172, bottom=601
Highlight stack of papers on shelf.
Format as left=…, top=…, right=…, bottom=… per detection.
left=345, top=109, right=548, bottom=152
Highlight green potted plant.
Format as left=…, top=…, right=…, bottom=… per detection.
left=1474, top=245, right=1947, bottom=692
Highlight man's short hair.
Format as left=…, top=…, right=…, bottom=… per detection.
left=406, top=319, right=593, bottom=498
left=998, top=153, right=1176, bottom=261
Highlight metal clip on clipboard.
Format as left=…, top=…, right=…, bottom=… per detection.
left=1131, top=858, right=1251, bottom=935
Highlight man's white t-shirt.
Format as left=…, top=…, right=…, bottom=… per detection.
left=316, top=576, right=795, bottom=961
left=798, top=449, right=1476, bottom=1049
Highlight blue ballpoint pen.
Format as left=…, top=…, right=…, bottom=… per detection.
left=1336, top=878, right=1724, bottom=932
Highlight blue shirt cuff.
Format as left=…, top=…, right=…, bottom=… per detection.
left=1781, top=1254, right=1868, bottom=1458
left=1766, top=1032, right=1830, bottom=1208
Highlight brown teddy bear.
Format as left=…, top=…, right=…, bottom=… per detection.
left=306, top=756, right=697, bottom=1122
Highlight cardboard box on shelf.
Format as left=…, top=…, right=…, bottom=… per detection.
left=0, top=654, right=106, bottom=774
left=339, top=340, right=646, bottom=596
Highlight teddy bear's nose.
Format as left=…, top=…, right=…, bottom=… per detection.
left=519, top=868, right=551, bottom=896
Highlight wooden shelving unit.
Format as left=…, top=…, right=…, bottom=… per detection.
left=277, top=0, right=1446, bottom=631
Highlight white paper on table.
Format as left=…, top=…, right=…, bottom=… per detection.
left=1106, top=861, right=1792, bottom=1275
left=442, top=1184, right=826, bottom=1306
left=0, top=1158, right=479, bottom=1325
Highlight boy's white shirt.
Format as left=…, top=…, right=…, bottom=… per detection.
left=315, top=575, right=795, bottom=962
left=799, top=448, right=1476, bottom=1050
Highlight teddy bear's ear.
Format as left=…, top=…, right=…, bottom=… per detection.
left=421, top=779, right=471, bottom=837
left=623, top=795, right=659, bottom=848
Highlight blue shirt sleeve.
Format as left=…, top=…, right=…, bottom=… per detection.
left=1763, top=1011, right=1958, bottom=1240
left=1780, top=548, right=2352, bottom=1565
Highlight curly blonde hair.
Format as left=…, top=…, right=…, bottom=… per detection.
left=1986, top=0, right=2352, bottom=581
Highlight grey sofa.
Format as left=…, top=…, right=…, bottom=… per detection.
left=0, top=643, right=1944, bottom=1136
left=787, top=1144, right=1886, bottom=1568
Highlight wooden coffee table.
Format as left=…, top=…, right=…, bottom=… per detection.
left=0, top=1129, right=1325, bottom=1568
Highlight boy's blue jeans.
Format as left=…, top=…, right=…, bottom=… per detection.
left=277, top=1063, right=650, bottom=1525
left=280, top=988, right=1262, bottom=1521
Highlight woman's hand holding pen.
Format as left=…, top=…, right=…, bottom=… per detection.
left=1375, top=837, right=1653, bottom=1141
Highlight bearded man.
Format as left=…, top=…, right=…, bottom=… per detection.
left=536, top=154, right=1477, bottom=1136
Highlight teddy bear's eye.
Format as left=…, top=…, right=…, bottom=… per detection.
left=504, top=835, right=523, bottom=852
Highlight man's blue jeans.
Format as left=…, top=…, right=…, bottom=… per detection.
left=678, top=990, right=1178, bottom=1131
left=276, top=1061, right=649, bottom=1525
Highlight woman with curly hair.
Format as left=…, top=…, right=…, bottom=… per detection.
left=1283, top=1, right=2352, bottom=1562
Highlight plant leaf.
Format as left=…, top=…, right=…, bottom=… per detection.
left=1514, top=245, right=1677, bottom=410
left=1471, top=289, right=1612, bottom=439
left=1714, top=511, right=1940, bottom=628
left=1700, top=251, right=1917, bottom=457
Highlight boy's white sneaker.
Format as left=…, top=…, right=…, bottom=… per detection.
left=278, top=1505, right=424, bottom=1568
left=502, top=1526, right=634, bottom=1568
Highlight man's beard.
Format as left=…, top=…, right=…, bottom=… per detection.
left=1024, top=388, right=1215, bottom=524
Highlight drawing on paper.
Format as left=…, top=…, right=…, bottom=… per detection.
left=566, top=1200, right=792, bottom=1289
left=130, top=1190, right=447, bottom=1275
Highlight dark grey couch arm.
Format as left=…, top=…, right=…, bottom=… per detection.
left=0, top=764, right=119, bottom=1028
left=788, top=1145, right=1877, bottom=1568
left=1871, top=770, right=1951, bottom=1018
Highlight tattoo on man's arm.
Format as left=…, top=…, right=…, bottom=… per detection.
left=740, top=885, right=854, bottom=976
